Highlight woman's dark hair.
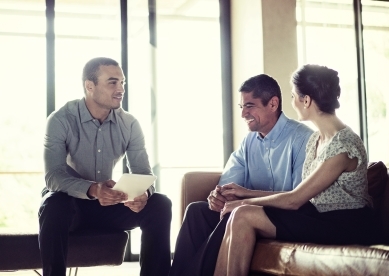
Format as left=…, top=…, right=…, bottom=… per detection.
left=239, top=74, right=282, bottom=113
left=291, top=64, right=340, bottom=114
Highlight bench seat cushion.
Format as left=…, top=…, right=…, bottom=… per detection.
left=250, top=239, right=389, bottom=276
left=0, top=230, right=128, bottom=270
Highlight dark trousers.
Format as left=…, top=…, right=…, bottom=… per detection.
left=169, top=201, right=230, bottom=276
left=38, top=191, right=172, bottom=276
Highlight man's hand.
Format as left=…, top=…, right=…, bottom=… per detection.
left=87, top=180, right=128, bottom=206
left=207, top=185, right=228, bottom=212
left=124, top=192, right=148, bottom=213
left=220, top=183, right=250, bottom=199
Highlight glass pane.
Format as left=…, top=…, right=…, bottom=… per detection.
left=361, top=0, right=389, bottom=167
left=156, top=0, right=223, bottom=252
left=0, top=174, right=44, bottom=233
left=126, top=0, right=223, bottom=255
left=296, top=0, right=360, bottom=133
left=125, top=0, right=151, bottom=254
left=54, top=0, right=121, bottom=109
left=0, top=0, right=46, bottom=232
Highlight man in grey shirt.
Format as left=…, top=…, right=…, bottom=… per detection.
left=40, top=57, right=171, bottom=276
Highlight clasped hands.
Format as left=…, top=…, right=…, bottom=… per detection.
left=88, top=180, right=148, bottom=213
left=207, top=183, right=250, bottom=219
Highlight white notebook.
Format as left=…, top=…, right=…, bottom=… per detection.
left=113, top=174, right=157, bottom=202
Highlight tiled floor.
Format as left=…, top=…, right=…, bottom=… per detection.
left=0, top=262, right=140, bottom=276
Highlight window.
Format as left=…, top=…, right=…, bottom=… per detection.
left=362, top=0, right=389, bottom=166
left=156, top=1, right=224, bottom=249
left=296, top=0, right=389, bottom=166
left=54, top=0, right=121, bottom=109
left=0, top=0, right=46, bottom=232
left=296, top=0, right=360, bottom=133
left=0, top=0, right=224, bottom=257
left=127, top=0, right=224, bottom=254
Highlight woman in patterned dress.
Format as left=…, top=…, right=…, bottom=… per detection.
left=213, top=64, right=378, bottom=276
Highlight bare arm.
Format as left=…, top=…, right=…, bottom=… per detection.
left=220, top=183, right=285, bottom=199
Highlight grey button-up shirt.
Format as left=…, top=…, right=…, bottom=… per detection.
left=44, top=98, right=153, bottom=199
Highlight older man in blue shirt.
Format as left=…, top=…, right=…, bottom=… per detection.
left=169, top=74, right=313, bottom=276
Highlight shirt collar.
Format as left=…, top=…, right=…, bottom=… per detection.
left=79, top=98, right=117, bottom=124
left=256, top=112, right=288, bottom=141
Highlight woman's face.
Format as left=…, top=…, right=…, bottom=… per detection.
left=291, top=86, right=306, bottom=121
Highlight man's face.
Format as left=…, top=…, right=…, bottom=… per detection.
left=239, top=91, right=276, bottom=136
left=86, top=65, right=126, bottom=111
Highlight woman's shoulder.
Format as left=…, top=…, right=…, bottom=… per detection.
left=333, top=126, right=365, bottom=150
left=324, top=126, right=367, bottom=165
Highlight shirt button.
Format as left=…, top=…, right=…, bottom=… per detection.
left=97, top=171, right=100, bottom=174
left=98, top=149, right=101, bottom=152
left=99, top=128, right=101, bottom=131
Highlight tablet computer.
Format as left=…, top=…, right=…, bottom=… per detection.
left=112, top=173, right=157, bottom=202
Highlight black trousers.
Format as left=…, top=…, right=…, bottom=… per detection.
left=38, top=191, right=172, bottom=276
left=169, top=201, right=229, bottom=276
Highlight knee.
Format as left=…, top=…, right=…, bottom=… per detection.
left=38, top=192, right=75, bottom=227
left=184, top=201, right=209, bottom=220
left=39, top=192, right=74, bottom=217
left=153, top=193, right=172, bottom=208
left=228, top=205, right=257, bottom=228
left=148, top=193, right=172, bottom=217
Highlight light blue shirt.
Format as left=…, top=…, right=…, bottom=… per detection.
left=218, top=112, right=313, bottom=191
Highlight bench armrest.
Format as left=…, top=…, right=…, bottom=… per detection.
left=180, top=171, right=222, bottom=221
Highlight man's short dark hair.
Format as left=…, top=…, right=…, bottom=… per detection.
left=239, top=74, right=282, bottom=112
left=82, top=57, right=119, bottom=91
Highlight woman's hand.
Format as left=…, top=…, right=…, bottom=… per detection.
left=220, top=199, right=244, bottom=219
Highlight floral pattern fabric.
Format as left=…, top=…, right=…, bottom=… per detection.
left=303, top=126, right=373, bottom=212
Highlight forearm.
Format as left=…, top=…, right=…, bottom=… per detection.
left=45, top=165, right=93, bottom=199
left=243, top=192, right=301, bottom=210
left=243, top=189, right=285, bottom=198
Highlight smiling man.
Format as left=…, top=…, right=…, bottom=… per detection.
left=169, top=74, right=313, bottom=276
left=40, top=57, right=172, bottom=276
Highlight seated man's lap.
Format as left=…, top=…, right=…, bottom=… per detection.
left=39, top=191, right=171, bottom=232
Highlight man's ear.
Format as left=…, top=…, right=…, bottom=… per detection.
left=85, top=80, right=94, bottom=93
left=269, top=96, right=279, bottom=110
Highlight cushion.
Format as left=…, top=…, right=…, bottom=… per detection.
left=367, top=161, right=389, bottom=243
left=367, top=161, right=388, bottom=212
